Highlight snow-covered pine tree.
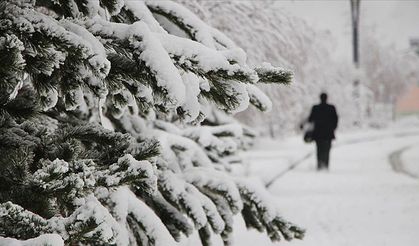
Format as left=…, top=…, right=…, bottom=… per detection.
left=0, top=0, right=304, bottom=245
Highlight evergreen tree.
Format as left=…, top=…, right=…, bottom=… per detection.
left=0, top=0, right=304, bottom=245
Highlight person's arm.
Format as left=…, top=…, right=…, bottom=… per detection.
left=308, top=106, right=316, bottom=123
left=300, top=106, right=315, bottom=129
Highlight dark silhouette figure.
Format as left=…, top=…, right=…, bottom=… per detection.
left=308, top=93, right=338, bottom=170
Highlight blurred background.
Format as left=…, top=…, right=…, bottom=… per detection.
left=177, top=0, right=419, bottom=137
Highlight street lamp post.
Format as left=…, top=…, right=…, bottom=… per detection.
left=351, top=0, right=360, bottom=68
left=350, top=0, right=361, bottom=125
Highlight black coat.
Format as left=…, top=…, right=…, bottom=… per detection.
left=308, top=103, right=338, bottom=140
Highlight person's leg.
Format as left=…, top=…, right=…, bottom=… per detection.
left=316, top=140, right=327, bottom=170
left=315, top=140, right=322, bottom=170
left=324, top=140, right=332, bottom=169
left=319, top=140, right=328, bottom=170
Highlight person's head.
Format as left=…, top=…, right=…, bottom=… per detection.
left=320, top=93, right=328, bottom=103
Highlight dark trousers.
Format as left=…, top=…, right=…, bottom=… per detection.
left=315, top=140, right=332, bottom=170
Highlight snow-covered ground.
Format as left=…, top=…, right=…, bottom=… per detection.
left=179, top=119, right=419, bottom=246
left=241, top=123, right=419, bottom=185
left=231, top=122, right=419, bottom=246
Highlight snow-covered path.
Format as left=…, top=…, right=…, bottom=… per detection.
left=233, top=128, right=419, bottom=246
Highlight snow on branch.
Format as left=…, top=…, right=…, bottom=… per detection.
left=0, top=196, right=121, bottom=245
left=84, top=18, right=186, bottom=109
left=145, top=0, right=237, bottom=50
left=0, top=234, right=64, bottom=246
left=246, top=84, right=273, bottom=112
left=236, top=179, right=306, bottom=241
left=157, top=33, right=258, bottom=84
left=254, top=62, right=293, bottom=84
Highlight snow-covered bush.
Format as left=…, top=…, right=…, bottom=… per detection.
left=0, top=0, right=304, bottom=245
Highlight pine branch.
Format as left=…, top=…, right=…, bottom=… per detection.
left=254, top=64, right=293, bottom=84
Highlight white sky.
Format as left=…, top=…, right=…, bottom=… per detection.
left=274, top=0, right=419, bottom=61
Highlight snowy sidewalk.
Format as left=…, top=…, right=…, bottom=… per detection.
left=233, top=128, right=419, bottom=246
left=241, top=126, right=419, bottom=185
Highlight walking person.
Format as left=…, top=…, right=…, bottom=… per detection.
left=308, top=93, right=338, bottom=170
